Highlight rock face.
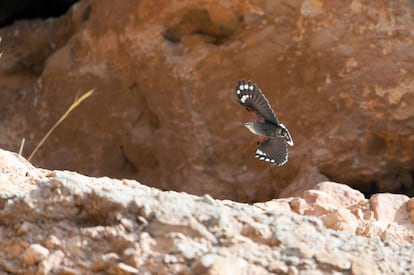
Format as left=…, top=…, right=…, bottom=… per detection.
left=0, top=148, right=413, bottom=274
left=1, top=1, right=414, bottom=202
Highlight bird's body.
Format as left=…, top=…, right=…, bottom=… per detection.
left=235, top=80, right=293, bottom=165
left=243, top=121, right=293, bottom=144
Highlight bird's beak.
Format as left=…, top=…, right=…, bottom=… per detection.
left=223, top=121, right=246, bottom=130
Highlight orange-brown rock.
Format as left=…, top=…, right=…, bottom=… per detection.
left=1, top=1, right=414, bottom=203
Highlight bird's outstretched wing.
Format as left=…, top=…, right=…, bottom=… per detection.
left=235, top=80, right=279, bottom=125
left=255, top=137, right=288, bottom=166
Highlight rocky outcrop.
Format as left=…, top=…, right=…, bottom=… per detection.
left=0, top=148, right=413, bottom=274
left=1, top=0, right=414, bottom=202
left=288, top=181, right=414, bottom=243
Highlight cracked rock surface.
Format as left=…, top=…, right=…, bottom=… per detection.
left=0, top=149, right=413, bottom=274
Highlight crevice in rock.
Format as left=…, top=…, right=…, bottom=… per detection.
left=1, top=2, right=85, bottom=78
left=350, top=180, right=380, bottom=199
left=323, top=170, right=414, bottom=199
left=120, top=145, right=138, bottom=173
left=128, top=82, right=160, bottom=129
left=74, top=193, right=125, bottom=227
left=163, top=8, right=241, bottom=45
left=0, top=0, right=80, bottom=27
left=0, top=198, right=7, bottom=211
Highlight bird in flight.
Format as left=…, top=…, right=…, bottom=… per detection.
left=235, top=80, right=293, bottom=165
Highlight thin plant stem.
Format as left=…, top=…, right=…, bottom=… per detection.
left=28, top=89, right=95, bottom=161
left=18, top=138, right=25, bottom=156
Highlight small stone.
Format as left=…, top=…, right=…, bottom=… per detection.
left=315, top=252, right=351, bottom=270
left=139, top=232, right=155, bottom=254
left=351, top=208, right=364, bottom=220
left=201, top=194, right=216, bottom=205
left=356, top=222, right=384, bottom=238
left=16, top=221, right=36, bottom=236
left=288, top=265, right=299, bottom=275
left=140, top=203, right=153, bottom=219
left=37, top=250, right=64, bottom=275
left=362, top=210, right=374, bottom=220
left=102, top=253, right=120, bottom=262
left=268, top=260, right=289, bottom=273
left=162, top=253, right=178, bottom=264
left=254, top=198, right=292, bottom=213
left=108, top=262, right=139, bottom=275
left=181, top=246, right=196, bottom=260
left=209, top=257, right=248, bottom=275
left=170, top=264, right=190, bottom=274
left=137, top=216, right=148, bottom=228
left=45, top=171, right=57, bottom=178
left=351, top=258, right=380, bottom=275
left=123, top=247, right=143, bottom=267
left=120, top=218, right=134, bottom=231
left=5, top=240, right=27, bottom=258
left=53, top=266, right=79, bottom=275
left=45, top=235, right=61, bottom=249
left=191, top=254, right=221, bottom=274
left=22, top=244, right=49, bottom=266
left=321, top=208, right=358, bottom=232
left=66, top=236, right=82, bottom=256
left=290, top=198, right=308, bottom=214
left=91, top=253, right=119, bottom=271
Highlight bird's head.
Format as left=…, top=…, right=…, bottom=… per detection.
left=243, top=122, right=261, bottom=135
left=243, top=122, right=255, bottom=130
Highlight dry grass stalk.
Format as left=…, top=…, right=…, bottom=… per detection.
left=18, top=138, right=25, bottom=156
left=28, top=89, right=95, bottom=161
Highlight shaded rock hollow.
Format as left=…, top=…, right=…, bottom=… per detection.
left=1, top=0, right=414, bottom=202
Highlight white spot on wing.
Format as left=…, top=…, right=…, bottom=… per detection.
left=240, top=94, right=252, bottom=103
left=279, top=123, right=294, bottom=146
left=256, top=149, right=266, bottom=156
left=249, top=85, right=254, bottom=90
left=239, top=85, right=244, bottom=90
left=244, top=84, right=249, bottom=89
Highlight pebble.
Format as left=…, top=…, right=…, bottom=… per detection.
left=108, top=262, right=139, bottom=275
left=91, top=253, right=119, bottom=271
left=22, top=244, right=49, bottom=266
